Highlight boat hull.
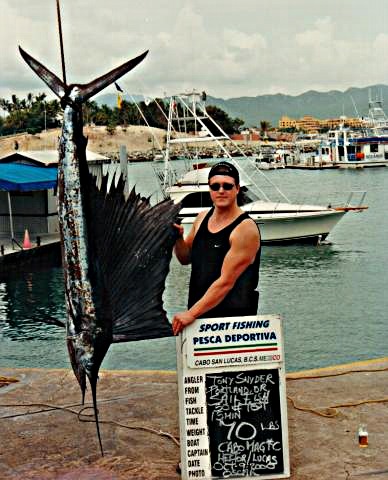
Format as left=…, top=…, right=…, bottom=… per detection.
left=336, top=160, right=388, bottom=168
left=179, top=208, right=346, bottom=244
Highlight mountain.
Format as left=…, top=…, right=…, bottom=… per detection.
left=95, top=85, right=388, bottom=127
left=207, top=85, right=388, bottom=126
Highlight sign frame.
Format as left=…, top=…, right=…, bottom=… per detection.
left=176, top=314, right=290, bottom=480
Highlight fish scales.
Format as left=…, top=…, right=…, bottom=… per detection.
left=59, top=94, right=100, bottom=386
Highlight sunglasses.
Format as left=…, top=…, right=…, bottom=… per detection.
left=209, top=182, right=235, bottom=191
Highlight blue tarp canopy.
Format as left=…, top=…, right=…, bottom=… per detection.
left=0, top=163, right=57, bottom=191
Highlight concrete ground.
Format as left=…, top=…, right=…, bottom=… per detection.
left=1, top=358, right=388, bottom=479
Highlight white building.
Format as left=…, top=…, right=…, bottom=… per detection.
left=0, top=150, right=109, bottom=236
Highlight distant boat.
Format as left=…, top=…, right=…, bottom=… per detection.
left=327, top=127, right=388, bottom=168
left=291, top=95, right=388, bottom=169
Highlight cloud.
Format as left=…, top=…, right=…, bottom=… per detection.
left=224, top=29, right=267, bottom=51
left=295, top=17, right=333, bottom=47
left=1, top=1, right=388, bottom=100
left=136, top=5, right=268, bottom=96
left=262, top=16, right=388, bottom=95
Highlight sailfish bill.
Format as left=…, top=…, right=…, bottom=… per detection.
left=20, top=46, right=180, bottom=456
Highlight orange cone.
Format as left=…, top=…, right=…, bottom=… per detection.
left=23, top=229, right=32, bottom=249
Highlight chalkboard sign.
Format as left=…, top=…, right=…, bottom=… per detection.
left=205, top=369, right=283, bottom=477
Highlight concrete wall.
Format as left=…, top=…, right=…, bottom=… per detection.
left=0, top=190, right=58, bottom=235
left=47, top=189, right=59, bottom=234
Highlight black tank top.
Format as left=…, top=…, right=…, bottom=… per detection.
left=188, top=208, right=260, bottom=318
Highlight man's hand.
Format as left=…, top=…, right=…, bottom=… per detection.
left=173, top=222, right=184, bottom=239
left=172, top=311, right=196, bottom=335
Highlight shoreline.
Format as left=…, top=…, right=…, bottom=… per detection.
left=0, top=126, right=286, bottom=162
left=1, top=357, right=388, bottom=478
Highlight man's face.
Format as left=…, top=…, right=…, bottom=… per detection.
left=208, top=174, right=239, bottom=208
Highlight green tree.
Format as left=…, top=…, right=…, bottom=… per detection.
left=0, top=93, right=61, bottom=135
left=106, top=121, right=117, bottom=135
left=260, top=120, right=272, bottom=137
left=0, top=93, right=243, bottom=138
left=119, top=100, right=141, bottom=126
left=203, top=105, right=244, bottom=134
left=84, top=100, right=100, bottom=125
left=94, top=104, right=111, bottom=126
left=0, top=98, right=11, bottom=112
left=45, top=99, right=61, bottom=128
left=139, top=99, right=168, bottom=129
left=278, top=126, right=297, bottom=133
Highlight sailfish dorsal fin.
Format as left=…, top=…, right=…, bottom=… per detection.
left=19, top=46, right=148, bottom=102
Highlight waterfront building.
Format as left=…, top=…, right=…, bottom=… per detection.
left=279, top=115, right=365, bottom=133
left=0, top=150, right=108, bottom=236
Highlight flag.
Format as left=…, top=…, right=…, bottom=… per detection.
left=115, top=82, right=124, bottom=93
left=115, top=82, right=123, bottom=109
left=117, top=94, right=123, bottom=109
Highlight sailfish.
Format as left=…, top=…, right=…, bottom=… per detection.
left=19, top=47, right=181, bottom=454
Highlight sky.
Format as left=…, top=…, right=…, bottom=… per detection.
left=1, top=0, right=388, bottom=102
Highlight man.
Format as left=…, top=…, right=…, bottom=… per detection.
left=172, top=161, right=261, bottom=335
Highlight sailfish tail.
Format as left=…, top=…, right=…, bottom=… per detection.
left=19, top=46, right=66, bottom=98
left=77, top=51, right=148, bottom=102
left=19, top=46, right=148, bottom=103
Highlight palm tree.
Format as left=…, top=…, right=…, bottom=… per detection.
left=27, top=92, right=33, bottom=108
left=0, top=98, right=11, bottom=112
left=260, top=120, right=272, bottom=138
left=11, top=94, right=21, bottom=111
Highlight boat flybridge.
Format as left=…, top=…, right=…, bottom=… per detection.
left=324, top=93, right=388, bottom=168
left=154, top=90, right=367, bottom=244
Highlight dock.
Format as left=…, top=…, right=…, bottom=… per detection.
left=285, top=164, right=340, bottom=170
left=1, top=357, right=388, bottom=479
left=0, top=233, right=61, bottom=275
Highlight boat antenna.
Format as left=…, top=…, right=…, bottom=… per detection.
left=56, top=0, right=67, bottom=84
left=350, top=95, right=360, bottom=118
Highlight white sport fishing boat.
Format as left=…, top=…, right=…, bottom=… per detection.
left=293, top=94, right=388, bottom=169
left=154, top=91, right=367, bottom=244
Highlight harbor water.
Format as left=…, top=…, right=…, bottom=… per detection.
left=0, top=162, right=387, bottom=372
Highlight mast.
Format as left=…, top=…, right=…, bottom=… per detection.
left=163, top=96, right=174, bottom=191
